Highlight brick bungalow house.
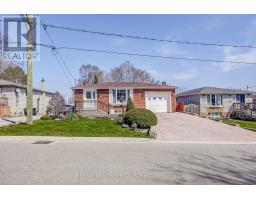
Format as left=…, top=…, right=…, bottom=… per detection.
left=72, top=82, right=176, bottom=115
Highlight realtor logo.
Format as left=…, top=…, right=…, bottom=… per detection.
left=1, top=16, right=40, bottom=61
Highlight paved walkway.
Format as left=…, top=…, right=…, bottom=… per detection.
left=154, top=113, right=256, bottom=142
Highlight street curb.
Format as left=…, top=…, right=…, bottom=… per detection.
left=1, top=136, right=256, bottom=145
left=0, top=136, right=155, bottom=143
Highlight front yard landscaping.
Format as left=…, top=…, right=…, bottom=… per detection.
left=0, top=118, right=149, bottom=137
left=223, top=119, right=256, bottom=131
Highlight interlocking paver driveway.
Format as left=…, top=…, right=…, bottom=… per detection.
left=155, top=112, right=256, bottom=142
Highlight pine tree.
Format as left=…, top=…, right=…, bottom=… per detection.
left=126, top=96, right=135, bottom=112
left=93, top=74, right=99, bottom=84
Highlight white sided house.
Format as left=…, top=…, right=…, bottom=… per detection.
left=177, top=87, right=254, bottom=119
left=0, top=79, right=54, bottom=117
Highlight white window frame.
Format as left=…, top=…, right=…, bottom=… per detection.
left=207, top=94, right=223, bottom=106
left=84, top=89, right=96, bottom=100
left=112, top=89, right=130, bottom=105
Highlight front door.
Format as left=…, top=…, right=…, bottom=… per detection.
left=84, top=90, right=97, bottom=109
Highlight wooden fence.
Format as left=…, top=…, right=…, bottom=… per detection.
left=184, top=104, right=200, bottom=115
left=176, top=103, right=200, bottom=115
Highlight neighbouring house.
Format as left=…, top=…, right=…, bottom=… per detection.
left=0, top=78, right=54, bottom=117
left=176, top=87, right=254, bottom=118
left=72, top=82, right=176, bottom=114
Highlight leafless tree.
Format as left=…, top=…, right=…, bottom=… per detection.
left=110, top=61, right=158, bottom=83
left=78, top=64, right=107, bottom=85
left=46, top=91, right=66, bottom=117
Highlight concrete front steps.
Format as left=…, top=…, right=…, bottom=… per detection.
left=77, top=109, right=109, bottom=118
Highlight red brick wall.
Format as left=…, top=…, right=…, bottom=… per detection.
left=133, top=89, right=145, bottom=109
left=97, top=89, right=109, bottom=105
left=74, top=89, right=83, bottom=110
left=97, top=89, right=109, bottom=113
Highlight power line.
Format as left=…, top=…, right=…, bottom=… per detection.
left=54, top=52, right=73, bottom=86
left=39, top=18, right=75, bottom=86
left=42, top=23, right=256, bottom=49
left=37, top=43, right=256, bottom=65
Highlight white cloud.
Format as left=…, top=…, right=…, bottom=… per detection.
left=156, top=44, right=189, bottom=57
left=172, top=69, right=198, bottom=81
left=219, top=46, right=256, bottom=71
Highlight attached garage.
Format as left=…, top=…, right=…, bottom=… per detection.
left=145, top=91, right=171, bottom=113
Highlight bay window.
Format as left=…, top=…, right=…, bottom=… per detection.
left=207, top=94, right=222, bottom=106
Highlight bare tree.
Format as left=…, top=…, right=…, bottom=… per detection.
left=46, top=91, right=66, bottom=117
left=78, top=64, right=106, bottom=85
left=110, top=61, right=158, bottom=83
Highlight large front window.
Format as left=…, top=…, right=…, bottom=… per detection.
left=207, top=94, right=222, bottom=106
left=112, top=89, right=130, bottom=104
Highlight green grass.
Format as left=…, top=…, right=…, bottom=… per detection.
left=0, top=118, right=148, bottom=138
left=223, top=119, right=256, bottom=130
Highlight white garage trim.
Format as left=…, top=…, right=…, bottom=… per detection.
left=145, top=91, right=171, bottom=113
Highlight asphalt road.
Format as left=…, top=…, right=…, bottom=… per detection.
left=0, top=138, right=256, bottom=184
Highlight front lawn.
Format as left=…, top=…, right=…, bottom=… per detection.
left=0, top=118, right=148, bottom=137
left=223, top=119, right=256, bottom=130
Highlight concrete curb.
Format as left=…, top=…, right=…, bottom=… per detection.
left=0, top=136, right=256, bottom=144
left=0, top=136, right=155, bottom=143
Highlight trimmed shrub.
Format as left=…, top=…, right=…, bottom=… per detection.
left=123, top=109, right=157, bottom=129
left=40, top=115, right=52, bottom=120
left=65, top=112, right=79, bottom=120
left=126, top=96, right=135, bottom=112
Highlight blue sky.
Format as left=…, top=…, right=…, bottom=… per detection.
left=1, top=14, right=256, bottom=98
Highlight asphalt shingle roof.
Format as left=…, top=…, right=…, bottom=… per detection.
left=72, top=82, right=176, bottom=90
left=0, top=79, right=54, bottom=94
left=177, top=87, right=254, bottom=97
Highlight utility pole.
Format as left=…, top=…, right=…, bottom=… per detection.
left=26, top=14, right=33, bottom=125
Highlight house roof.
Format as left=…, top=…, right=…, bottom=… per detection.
left=0, top=79, right=54, bottom=95
left=72, top=82, right=176, bottom=90
left=177, top=87, right=254, bottom=97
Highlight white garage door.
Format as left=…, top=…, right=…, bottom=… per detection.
left=145, top=92, right=170, bottom=113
